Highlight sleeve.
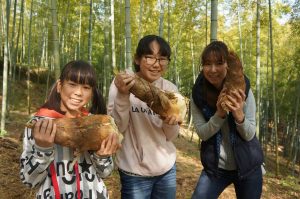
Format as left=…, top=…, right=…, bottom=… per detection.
left=107, top=79, right=131, bottom=133
left=191, top=97, right=226, bottom=141
left=20, top=124, right=54, bottom=188
left=90, top=153, right=114, bottom=178
left=235, top=89, right=256, bottom=141
left=162, top=124, right=180, bottom=141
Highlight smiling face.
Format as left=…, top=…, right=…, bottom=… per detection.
left=57, top=80, right=92, bottom=118
left=135, top=40, right=168, bottom=82
left=202, top=52, right=228, bottom=89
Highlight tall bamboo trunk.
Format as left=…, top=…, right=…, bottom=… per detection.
left=20, top=0, right=24, bottom=81
left=210, top=0, right=218, bottom=42
left=0, top=0, right=10, bottom=135
left=268, top=0, right=279, bottom=176
left=158, top=0, right=165, bottom=37
left=111, top=0, right=116, bottom=70
left=118, top=0, right=124, bottom=70
left=77, top=2, right=82, bottom=59
left=13, top=0, right=24, bottom=81
left=26, top=0, right=34, bottom=115
left=103, top=0, right=110, bottom=99
left=256, top=0, right=261, bottom=141
left=9, top=0, right=17, bottom=79
left=125, top=0, right=132, bottom=69
left=59, top=0, right=70, bottom=66
left=286, top=74, right=300, bottom=168
left=138, top=0, right=143, bottom=40
left=50, top=0, right=60, bottom=79
left=205, top=0, right=208, bottom=45
left=88, top=0, right=93, bottom=64
left=237, top=0, right=243, bottom=64
left=0, top=0, right=2, bottom=57
left=167, top=0, right=170, bottom=43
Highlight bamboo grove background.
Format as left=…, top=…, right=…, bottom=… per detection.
left=0, top=0, right=300, bottom=177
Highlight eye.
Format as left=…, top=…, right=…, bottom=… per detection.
left=68, top=81, right=77, bottom=87
left=83, top=85, right=92, bottom=90
left=204, top=63, right=212, bottom=67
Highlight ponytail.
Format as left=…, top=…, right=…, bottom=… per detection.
left=90, top=88, right=107, bottom=114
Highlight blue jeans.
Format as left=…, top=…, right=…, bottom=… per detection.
left=119, top=164, right=176, bottom=199
left=191, top=167, right=263, bottom=199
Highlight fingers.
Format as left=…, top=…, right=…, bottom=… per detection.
left=110, top=133, right=121, bottom=152
left=50, top=122, right=57, bottom=142
left=114, top=73, right=135, bottom=94
left=229, top=89, right=245, bottom=102
left=33, top=119, right=56, bottom=148
left=96, top=133, right=121, bottom=156
left=163, top=115, right=179, bottom=125
left=216, top=95, right=227, bottom=118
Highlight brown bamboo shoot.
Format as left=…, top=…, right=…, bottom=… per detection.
left=26, top=114, right=122, bottom=152
left=220, top=52, right=246, bottom=111
left=129, top=75, right=187, bottom=123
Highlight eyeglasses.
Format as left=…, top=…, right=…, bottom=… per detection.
left=144, top=56, right=170, bottom=66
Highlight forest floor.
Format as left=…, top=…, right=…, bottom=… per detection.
left=0, top=80, right=300, bottom=199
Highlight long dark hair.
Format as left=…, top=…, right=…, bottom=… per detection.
left=42, top=60, right=106, bottom=114
left=133, top=35, right=171, bottom=72
left=201, top=40, right=229, bottom=67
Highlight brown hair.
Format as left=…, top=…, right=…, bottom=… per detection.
left=201, top=41, right=229, bottom=66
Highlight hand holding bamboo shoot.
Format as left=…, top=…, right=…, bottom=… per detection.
left=129, top=75, right=187, bottom=123
left=26, top=114, right=123, bottom=153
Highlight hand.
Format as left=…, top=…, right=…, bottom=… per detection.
left=216, top=91, right=227, bottom=118
left=225, top=89, right=246, bottom=123
left=32, top=119, right=57, bottom=148
left=114, top=72, right=135, bottom=94
left=96, top=133, right=121, bottom=157
left=163, top=115, right=180, bottom=125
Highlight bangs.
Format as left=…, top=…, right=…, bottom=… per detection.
left=202, top=51, right=226, bottom=65
left=61, top=60, right=97, bottom=87
left=157, top=40, right=170, bottom=57
left=201, top=41, right=228, bottom=65
left=139, top=45, right=169, bottom=57
left=136, top=35, right=171, bottom=58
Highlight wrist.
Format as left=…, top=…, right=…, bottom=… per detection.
left=235, top=115, right=245, bottom=124
left=94, top=152, right=111, bottom=159
left=216, top=111, right=226, bottom=119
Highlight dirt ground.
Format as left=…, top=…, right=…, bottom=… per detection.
left=0, top=120, right=299, bottom=199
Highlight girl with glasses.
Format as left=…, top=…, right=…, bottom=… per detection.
left=107, top=35, right=180, bottom=199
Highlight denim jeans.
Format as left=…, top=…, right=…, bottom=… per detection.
left=191, top=167, right=263, bottom=199
left=119, top=164, right=176, bottom=199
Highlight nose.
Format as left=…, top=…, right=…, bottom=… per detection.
left=153, top=59, right=164, bottom=70
left=210, top=64, right=218, bottom=72
left=74, top=86, right=83, bottom=95
left=152, top=58, right=160, bottom=67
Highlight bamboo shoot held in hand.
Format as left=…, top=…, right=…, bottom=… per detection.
left=129, top=75, right=187, bottom=123
left=219, top=52, right=246, bottom=112
left=26, top=115, right=123, bottom=152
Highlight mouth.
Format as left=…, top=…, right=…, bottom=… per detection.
left=149, top=69, right=161, bottom=74
left=70, top=98, right=82, bottom=104
left=208, top=74, right=219, bottom=79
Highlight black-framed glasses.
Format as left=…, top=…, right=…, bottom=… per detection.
left=144, top=56, right=170, bottom=66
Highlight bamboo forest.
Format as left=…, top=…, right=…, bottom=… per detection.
left=0, top=0, right=299, bottom=198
